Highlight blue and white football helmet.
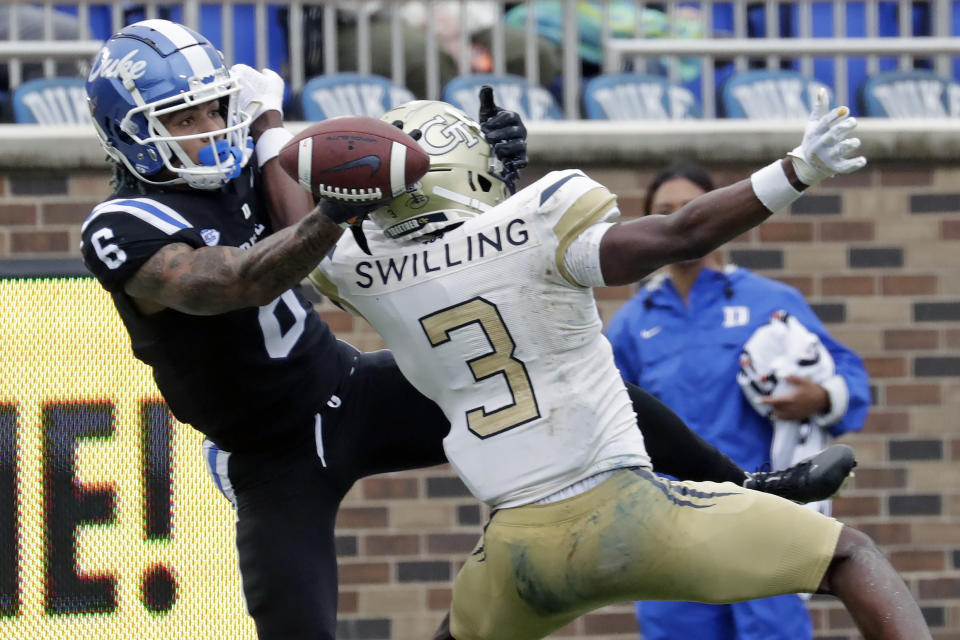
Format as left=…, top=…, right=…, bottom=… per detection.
left=86, top=19, right=252, bottom=190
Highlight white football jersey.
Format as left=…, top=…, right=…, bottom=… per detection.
left=312, top=170, right=650, bottom=508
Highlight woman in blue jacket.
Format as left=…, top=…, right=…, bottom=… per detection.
left=606, top=161, right=870, bottom=640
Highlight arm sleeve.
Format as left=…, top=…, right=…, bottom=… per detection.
left=532, top=170, right=618, bottom=288
left=562, top=220, right=615, bottom=287
left=779, top=290, right=871, bottom=436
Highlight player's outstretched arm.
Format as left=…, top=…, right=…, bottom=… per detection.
left=231, top=63, right=315, bottom=229
left=255, top=111, right=316, bottom=230
left=122, top=65, right=368, bottom=316
left=599, top=89, right=865, bottom=286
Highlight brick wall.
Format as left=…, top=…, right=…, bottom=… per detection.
left=1, top=161, right=957, bottom=640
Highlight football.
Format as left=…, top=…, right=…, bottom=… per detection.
left=278, top=116, right=430, bottom=205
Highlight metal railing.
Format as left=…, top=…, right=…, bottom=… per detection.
left=605, top=36, right=960, bottom=118
left=1, top=0, right=959, bottom=120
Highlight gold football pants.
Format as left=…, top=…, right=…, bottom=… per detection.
left=450, top=467, right=842, bottom=640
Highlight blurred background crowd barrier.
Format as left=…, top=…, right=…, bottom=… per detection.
left=1, top=0, right=960, bottom=124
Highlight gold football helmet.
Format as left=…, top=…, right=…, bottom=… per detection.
left=372, top=100, right=510, bottom=241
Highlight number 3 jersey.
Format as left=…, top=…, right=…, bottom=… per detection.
left=79, top=166, right=349, bottom=452
left=312, top=170, right=651, bottom=508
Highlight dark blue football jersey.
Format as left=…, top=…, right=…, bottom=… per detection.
left=80, top=166, right=350, bottom=452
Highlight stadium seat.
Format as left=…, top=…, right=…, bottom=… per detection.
left=442, top=73, right=563, bottom=121
left=720, top=70, right=832, bottom=119
left=860, top=70, right=960, bottom=118
left=12, top=77, right=90, bottom=125
left=300, top=73, right=416, bottom=121
left=582, top=73, right=701, bottom=120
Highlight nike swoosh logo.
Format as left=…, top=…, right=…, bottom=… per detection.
left=322, top=155, right=381, bottom=176
left=641, top=326, right=662, bottom=339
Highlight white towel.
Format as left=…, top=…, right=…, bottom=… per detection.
left=737, top=310, right=837, bottom=516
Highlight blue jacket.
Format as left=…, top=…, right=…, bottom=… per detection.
left=606, top=266, right=869, bottom=474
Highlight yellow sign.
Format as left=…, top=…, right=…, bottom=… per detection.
left=0, top=278, right=256, bottom=639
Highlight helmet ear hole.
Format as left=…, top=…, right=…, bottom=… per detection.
left=106, top=118, right=135, bottom=146
left=476, top=174, right=493, bottom=192
left=117, top=130, right=135, bottom=147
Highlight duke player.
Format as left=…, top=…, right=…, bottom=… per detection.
left=81, top=20, right=857, bottom=639
left=310, top=100, right=930, bottom=640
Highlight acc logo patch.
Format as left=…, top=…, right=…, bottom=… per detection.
left=200, top=229, right=221, bottom=246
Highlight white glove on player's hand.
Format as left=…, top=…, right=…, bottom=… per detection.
left=788, top=88, right=866, bottom=186
left=230, top=63, right=285, bottom=121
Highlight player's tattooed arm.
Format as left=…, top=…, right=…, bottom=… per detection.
left=124, top=209, right=342, bottom=315
left=231, top=63, right=312, bottom=230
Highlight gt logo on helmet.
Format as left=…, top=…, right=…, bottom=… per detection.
left=369, top=100, right=509, bottom=242
left=418, top=114, right=482, bottom=155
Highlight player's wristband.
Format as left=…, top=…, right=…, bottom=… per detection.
left=750, top=159, right=804, bottom=213
left=255, top=127, right=294, bottom=168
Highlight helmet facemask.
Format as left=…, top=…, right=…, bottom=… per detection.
left=371, top=101, right=510, bottom=241
left=87, top=20, right=253, bottom=191
left=117, top=66, right=252, bottom=190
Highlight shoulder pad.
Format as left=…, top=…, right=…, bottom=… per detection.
left=533, top=170, right=593, bottom=208
left=534, top=170, right=616, bottom=249
left=82, top=197, right=194, bottom=236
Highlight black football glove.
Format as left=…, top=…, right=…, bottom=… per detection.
left=478, top=85, right=527, bottom=194
left=317, top=198, right=377, bottom=255
left=317, top=197, right=377, bottom=225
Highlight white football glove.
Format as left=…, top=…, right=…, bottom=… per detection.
left=230, top=63, right=285, bottom=121
left=788, top=88, right=866, bottom=187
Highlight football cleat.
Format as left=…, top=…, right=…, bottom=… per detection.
left=744, top=444, right=857, bottom=504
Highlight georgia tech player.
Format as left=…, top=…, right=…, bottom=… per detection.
left=79, top=19, right=831, bottom=639
left=309, top=100, right=930, bottom=640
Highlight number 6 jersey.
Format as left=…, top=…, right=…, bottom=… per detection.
left=312, top=170, right=651, bottom=508
left=80, top=166, right=349, bottom=453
